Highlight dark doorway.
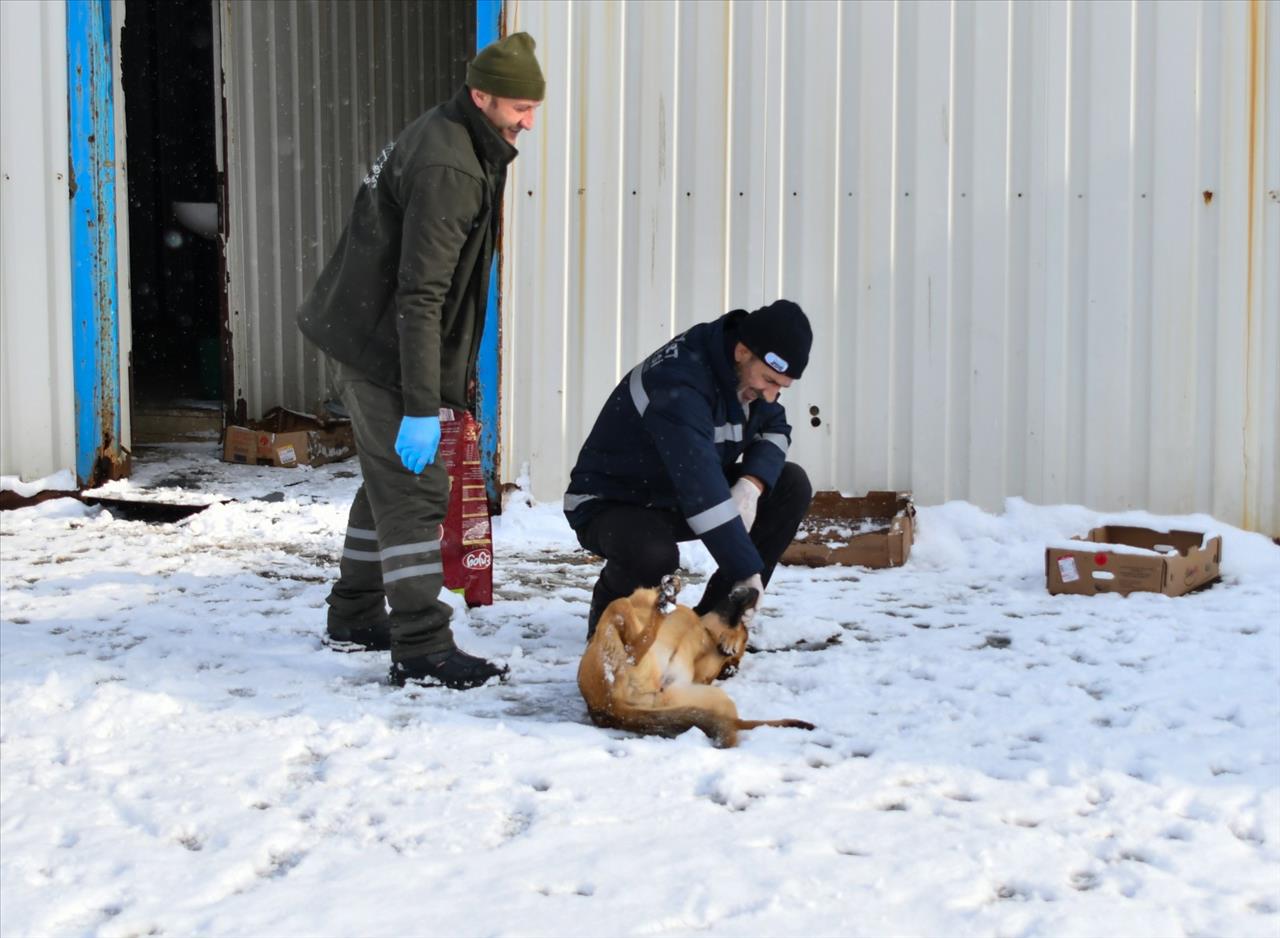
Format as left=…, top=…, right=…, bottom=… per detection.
left=120, top=0, right=222, bottom=421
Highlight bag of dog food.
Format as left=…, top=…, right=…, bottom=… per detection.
left=437, top=408, right=494, bottom=607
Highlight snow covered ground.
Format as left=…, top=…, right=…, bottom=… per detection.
left=2, top=441, right=1277, bottom=938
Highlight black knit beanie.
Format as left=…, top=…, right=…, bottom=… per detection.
left=467, top=32, right=546, bottom=101
left=738, top=300, right=813, bottom=379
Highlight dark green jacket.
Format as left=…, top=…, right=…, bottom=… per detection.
left=298, top=87, right=516, bottom=415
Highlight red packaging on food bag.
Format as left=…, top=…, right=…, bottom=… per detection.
left=437, top=408, right=493, bottom=607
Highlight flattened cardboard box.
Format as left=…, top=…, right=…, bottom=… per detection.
left=781, top=491, right=914, bottom=569
left=222, top=407, right=355, bottom=468
left=1045, top=526, right=1221, bottom=597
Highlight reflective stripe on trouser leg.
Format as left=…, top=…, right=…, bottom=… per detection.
left=326, top=484, right=388, bottom=626
left=380, top=538, right=444, bottom=584
left=332, top=359, right=456, bottom=662
left=375, top=468, right=452, bottom=661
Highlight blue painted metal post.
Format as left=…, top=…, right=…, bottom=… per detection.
left=476, top=0, right=503, bottom=509
left=67, top=0, right=124, bottom=486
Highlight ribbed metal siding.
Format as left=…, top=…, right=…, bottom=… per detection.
left=502, top=0, right=1279, bottom=534
left=221, top=0, right=473, bottom=417
left=0, top=0, right=76, bottom=481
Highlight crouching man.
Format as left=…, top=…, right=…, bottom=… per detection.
left=564, top=300, right=815, bottom=638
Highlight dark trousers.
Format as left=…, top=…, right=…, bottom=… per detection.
left=326, top=361, right=455, bottom=662
left=574, top=462, right=813, bottom=634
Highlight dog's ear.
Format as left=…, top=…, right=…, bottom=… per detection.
left=712, top=586, right=759, bottom=628
left=603, top=594, right=649, bottom=646
left=607, top=610, right=627, bottom=637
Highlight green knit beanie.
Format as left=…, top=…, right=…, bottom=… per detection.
left=467, top=32, right=546, bottom=101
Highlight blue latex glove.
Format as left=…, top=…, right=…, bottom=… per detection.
left=395, top=415, right=441, bottom=474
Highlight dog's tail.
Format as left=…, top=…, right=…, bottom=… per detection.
left=736, top=718, right=816, bottom=732
left=595, top=705, right=814, bottom=748
left=711, top=714, right=817, bottom=748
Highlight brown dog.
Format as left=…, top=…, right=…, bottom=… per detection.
left=577, top=576, right=814, bottom=748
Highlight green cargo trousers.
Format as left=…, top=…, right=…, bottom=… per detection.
left=326, top=360, right=456, bottom=661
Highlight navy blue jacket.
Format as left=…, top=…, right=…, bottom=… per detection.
left=564, top=310, right=793, bottom=581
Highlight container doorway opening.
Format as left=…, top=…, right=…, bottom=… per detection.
left=121, top=0, right=223, bottom=441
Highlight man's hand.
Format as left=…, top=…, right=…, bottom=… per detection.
left=395, top=415, right=442, bottom=473
left=730, top=476, right=763, bottom=531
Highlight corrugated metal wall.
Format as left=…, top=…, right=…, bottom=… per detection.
left=0, top=0, right=77, bottom=481
left=221, top=0, right=474, bottom=418
left=501, top=0, right=1280, bottom=534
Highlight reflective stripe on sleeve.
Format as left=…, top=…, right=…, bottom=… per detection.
left=686, top=498, right=739, bottom=535
left=629, top=365, right=649, bottom=416
left=714, top=423, right=744, bottom=443
left=563, top=492, right=597, bottom=512
left=755, top=432, right=790, bottom=454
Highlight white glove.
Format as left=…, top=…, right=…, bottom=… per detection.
left=730, top=477, right=762, bottom=532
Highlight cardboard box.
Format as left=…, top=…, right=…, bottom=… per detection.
left=222, top=407, right=356, bottom=468
left=222, top=425, right=259, bottom=465
left=1045, top=525, right=1221, bottom=597
left=781, top=491, right=915, bottom=568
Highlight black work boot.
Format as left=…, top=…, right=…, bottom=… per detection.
left=586, top=598, right=605, bottom=642
left=388, top=649, right=509, bottom=690
left=325, top=616, right=392, bottom=653
left=586, top=577, right=616, bottom=642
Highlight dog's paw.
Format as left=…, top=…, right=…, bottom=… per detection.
left=717, top=632, right=747, bottom=658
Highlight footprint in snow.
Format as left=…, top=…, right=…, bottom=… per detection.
left=257, top=847, right=306, bottom=879
left=536, top=882, right=595, bottom=897
left=1069, top=869, right=1100, bottom=891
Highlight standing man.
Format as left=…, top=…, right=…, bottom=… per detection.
left=298, top=33, right=545, bottom=689
left=564, top=300, right=815, bottom=637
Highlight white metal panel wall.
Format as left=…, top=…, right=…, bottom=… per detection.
left=0, top=0, right=76, bottom=481
left=502, top=0, right=1280, bottom=534
left=221, top=0, right=470, bottom=418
